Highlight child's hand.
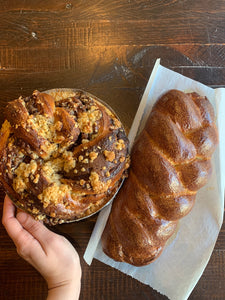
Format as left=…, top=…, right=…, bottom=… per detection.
left=2, top=195, right=81, bottom=300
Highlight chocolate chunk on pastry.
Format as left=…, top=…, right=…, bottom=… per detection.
left=0, top=89, right=130, bottom=225
left=101, top=89, right=218, bottom=266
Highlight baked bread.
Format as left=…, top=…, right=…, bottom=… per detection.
left=0, top=89, right=129, bottom=225
left=102, top=89, right=218, bottom=266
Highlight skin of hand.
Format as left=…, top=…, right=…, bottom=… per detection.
left=2, top=195, right=82, bottom=300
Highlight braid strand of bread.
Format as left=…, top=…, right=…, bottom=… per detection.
left=101, top=90, right=218, bottom=266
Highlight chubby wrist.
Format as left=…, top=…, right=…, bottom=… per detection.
left=47, top=279, right=81, bottom=300
left=46, top=263, right=82, bottom=300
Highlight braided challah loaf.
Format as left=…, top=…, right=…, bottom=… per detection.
left=0, top=89, right=129, bottom=225
left=102, top=89, right=218, bottom=266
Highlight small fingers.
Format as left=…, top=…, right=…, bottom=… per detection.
left=16, top=209, right=58, bottom=252
left=2, top=195, right=45, bottom=260
left=2, top=194, right=16, bottom=220
left=3, top=194, right=56, bottom=253
left=2, top=195, right=23, bottom=242
left=15, top=227, right=43, bottom=260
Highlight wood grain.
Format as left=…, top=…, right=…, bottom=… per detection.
left=0, top=0, right=224, bottom=299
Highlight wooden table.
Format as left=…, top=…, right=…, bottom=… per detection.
left=0, top=1, right=224, bottom=299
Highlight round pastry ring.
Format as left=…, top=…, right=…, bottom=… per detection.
left=11, top=88, right=127, bottom=223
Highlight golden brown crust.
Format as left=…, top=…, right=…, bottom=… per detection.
left=0, top=89, right=130, bottom=224
left=102, top=89, right=218, bottom=266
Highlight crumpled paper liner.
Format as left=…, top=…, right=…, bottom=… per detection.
left=84, top=59, right=225, bottom=300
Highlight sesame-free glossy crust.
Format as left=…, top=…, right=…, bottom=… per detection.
left=102, top=89, right=218, bottom=266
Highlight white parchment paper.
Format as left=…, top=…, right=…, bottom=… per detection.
left=84, top=59, right=225, bottom=300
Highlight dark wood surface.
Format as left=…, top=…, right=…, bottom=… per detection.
left=0, top=1, right=224, bottom=299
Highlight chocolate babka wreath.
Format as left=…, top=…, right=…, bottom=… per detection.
left=0, top=88, right=130, bottom=225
